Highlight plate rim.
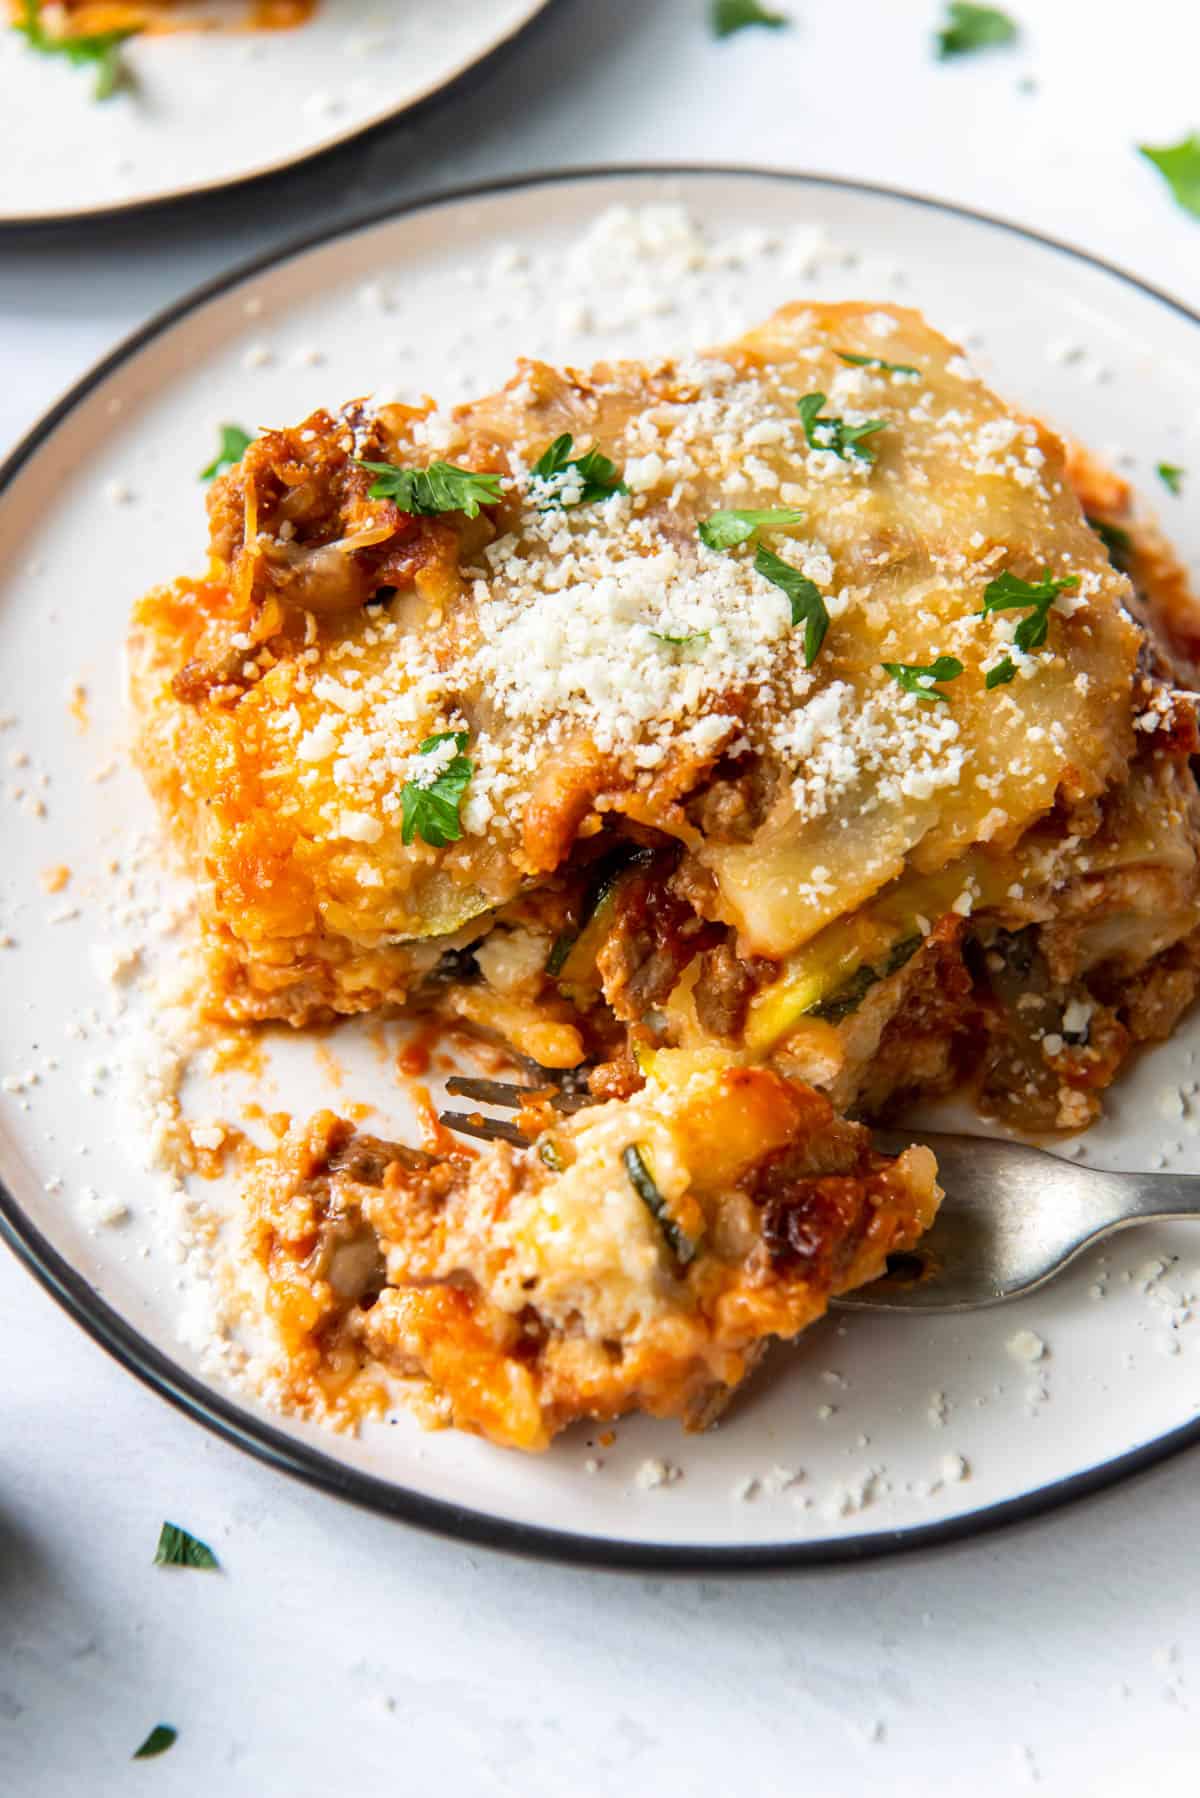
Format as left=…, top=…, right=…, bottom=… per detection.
left=0, top=0, right=562, bottom=231
left=3, top=161, right=1200, bottom=1572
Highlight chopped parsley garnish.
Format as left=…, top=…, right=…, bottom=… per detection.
left=199, top=424, right=253, bottom=483
left=538, top=1140, right=563, bottom=1172
left=651, top=629, right=710, bottom=647
left=354, top=460, right=503, bottom=519
left=622, top=1145, right=696, bottom=1268
left=882, top=655, right=964, bottom=702
left=797, top=392, right=887, bottom=464
left=400, top=732, right=473, bottom=849
left=697, top=506, right=804, bottom=550
left=935, top=3, right=1017, bottom=59
left=529, top=434, right=628, bottom=508
left=14, top=0, right=139, bottom=99
left=754, top=545, right=829, bottom=666
left=1139, top=136, right=1200, bottom=220
left=153, top=1522, right=219, bottom=1571
left=1157, top=462, right=1185, bottom=496
left=133, top=1725, right=177, bottom=1761
left=980, top=568, right=1079, bottom=689
left=1086, top=514, right=1132, bottom=569
left=835, top=351, right=919, bottom=376
left=710, top=0, right=790, bottom=38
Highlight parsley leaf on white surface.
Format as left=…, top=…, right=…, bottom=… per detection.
left=1157, top=462, right=1185, bottom=496
left=697, top=507, right=804, bottom=549
left=710, top=0, right=790, bottom=39
left=400, top=732, right=473, bottom=848
left=935, top=4, right=1018, bottom=59
left=882, top=655, right=964, bottom=702
left=13, top=0, right=139, bottom=100
left=355, top=460, right=503, bottom=519
left=753, top=545, right=829, bottom=666
left=199, top=424, right=253, bottom=483
left=153, top=1521, right=219, bottom=1570
left=132, top=1725, right=177, bottom=1761
left=1139, top=136, right=1200, bottom=219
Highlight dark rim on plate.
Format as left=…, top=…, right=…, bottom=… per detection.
left=0, top=0, right=564, bottom=231
left=2, top=165, right=1199, bottom=1572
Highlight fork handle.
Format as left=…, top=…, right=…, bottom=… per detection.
left=1103, top=1168, right=1200, bottom=1221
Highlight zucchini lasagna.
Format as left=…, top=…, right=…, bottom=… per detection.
left=129, top=301, right=1200, bottom=1448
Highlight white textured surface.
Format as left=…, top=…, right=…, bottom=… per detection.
left=3, top=1, right=1200, bottom=1791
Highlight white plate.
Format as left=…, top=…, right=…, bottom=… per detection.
left=2, top=168, right=1200, bottom=1569
left=0, top=0, right=555, bottom=225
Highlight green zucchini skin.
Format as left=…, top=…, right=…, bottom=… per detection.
left=808, top=934, right=922, bottom=1024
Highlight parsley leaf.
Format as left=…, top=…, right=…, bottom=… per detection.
left=835, top=351, right=919, bottom=376
left=14, top=0, right=139, bottom=99
left=981, top=567, right=1079, bottom=655
left=529, top=434, right=628, bottom=508
left=882, top=655, right=964, bottom=702
left=199, top=424, right=253, bottom=483
left=697, top=506, right=805, bottom=550
left=1086, top=514, right=1132, bottom=570
left=935, top=4, right=1018, bottom=59
left=622, top=1145, right=696, bottom=1267
left=651, top=629, right=710, bottom=647
left=1157, top=462, right=1185, bottom=496
left=1139, top=136, right=1200, bottom=220
left=133, top=1725, right=177, bottom=1761
left=153, top=1522, right=219, bottom=1570
left=400, top=732, right=473, bottom=849
left=710, top=0, right=790, bottom=38
left=355, top=460, right=502, bottom=519
left=985, top=656, right=1016, bottom=689
left=754, top=545, right=829, bottom=666
left=797, top=392, right=887, bottom=464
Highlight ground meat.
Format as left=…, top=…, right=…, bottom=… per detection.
left=684, top=754, right=778, bottom=843
left=207, top=402, right=491, bottom=616
left=757, top=1175, right=872, bottom=1284
left=693, top=941, right=775, bottom=1039
left=1096, top=930, right=1200, bottom=1043
left=170, top=643, right=259, bottom=706
left=327, top=1133, right=433, bottom=1185
left=595, top=856, right=722, bottom=1021
left=848, top=917, right=975, bottom=1116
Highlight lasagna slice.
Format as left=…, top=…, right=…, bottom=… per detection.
left=129, top=300, right=1200, bottom=1446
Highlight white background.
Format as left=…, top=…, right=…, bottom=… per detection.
left=3, top=1, right=1200, bottom=1791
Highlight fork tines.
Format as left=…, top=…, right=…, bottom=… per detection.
left=444, top=1075, right=592, bottom=1114
left=438, top=1111, right=532, bottom=1148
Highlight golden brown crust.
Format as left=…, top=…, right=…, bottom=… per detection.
left=247, top=1064, right=940, bottom=1450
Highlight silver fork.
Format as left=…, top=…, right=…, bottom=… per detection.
left=838, top=1129, right=1200, bottom=1313
left=438, top=1089, right=1200, bottom=1314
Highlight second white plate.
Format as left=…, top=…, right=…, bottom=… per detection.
left=0, top=0, right=555, bottom=225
